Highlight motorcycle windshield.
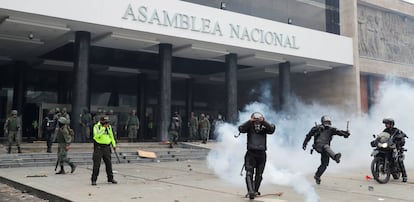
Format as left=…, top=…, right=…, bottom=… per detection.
left=376, top=132, right=391, bottom=143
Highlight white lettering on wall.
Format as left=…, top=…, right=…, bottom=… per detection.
left=122, top=4, right=299, bottom=50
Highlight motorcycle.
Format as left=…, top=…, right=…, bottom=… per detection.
left=370, top=132, right=406, bottom=184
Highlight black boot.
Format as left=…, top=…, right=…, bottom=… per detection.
left=324, top=145, right=341, bottom=163
left=314, top=175, right=321, bottom=185
left=7, top=146, right=11, bottom=154
left=69, top=162, right=77, bottom=173
left=17, top=147, right=21, bottom=153
left=245, top=172, right=255, bottom=199
left=107, top=179, right=118, bottom=184
left=56, top=166, right=65, bottom=174
left=254, top=175, right=263, bottom=196
left=334, top=153, right=341, bottom=163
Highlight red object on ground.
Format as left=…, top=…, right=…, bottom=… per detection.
left=365, top=175, right=372, bottom=180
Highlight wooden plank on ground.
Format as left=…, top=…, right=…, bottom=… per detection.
left=137, top=150, right=157, bottom=159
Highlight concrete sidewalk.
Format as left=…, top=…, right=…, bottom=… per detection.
left=0, top=159, right=413, bottom=202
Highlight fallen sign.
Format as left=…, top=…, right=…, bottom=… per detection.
left=137, top=150, right=157, bottom=159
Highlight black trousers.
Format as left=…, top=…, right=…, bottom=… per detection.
left=315, top=150, right=330, bottom=178
left=244, top=150, right=266, bottom=193
left=91, top=143, right=114, bottom=182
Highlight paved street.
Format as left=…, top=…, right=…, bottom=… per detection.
left=0, top=159, right=413, bottom=202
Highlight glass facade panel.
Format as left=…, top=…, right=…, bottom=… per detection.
left=182, top=0, right=339, bottom=34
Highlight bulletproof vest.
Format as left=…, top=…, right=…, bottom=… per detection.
left=247, top=131, right=267, bottom=151
left=6, top=118, right=19, bottom=131
left=45, top=117, right=56, bottom=132
left=314, top=127, right=334, bottom=146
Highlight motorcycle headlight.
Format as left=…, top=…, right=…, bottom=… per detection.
left=378, top=142, right=388, bottom=148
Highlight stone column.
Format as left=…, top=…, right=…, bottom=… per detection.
left=225, top=53, right=238, bottom=123
left=279, top=62, right=291, bottom=111
left=72, top=31, right=90, bottom=142
left=185, top=78, right=194, bottom=140
left=12, top=61, right=27, bottom=115
left=137, top=73, right=147, bottom=140
left=157, top=44, right=172, bottom=141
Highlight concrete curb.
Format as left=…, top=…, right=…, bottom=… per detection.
left=0, top=176, right=72, bottom=202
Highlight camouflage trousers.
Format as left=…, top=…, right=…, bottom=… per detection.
left=189, top=127, right=198, bottom=140
left=57, top=143, right=72, bottom=166
left=169, top=131, right=179, bottom=144
left=200, top=128, right=209, bottom=141
left=127, top=125, right=138, bottom=139
left=7, top=130, right=21, bottom=147
left=81, top=126, right=90, bottom=142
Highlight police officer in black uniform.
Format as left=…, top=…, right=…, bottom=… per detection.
left=382, top=118, right=408, bottom=182
left=43, top=109, right=57, bottom=153
left=302, top=115, right=350, bottom=185
left=238, top=112, right=275, bottom=200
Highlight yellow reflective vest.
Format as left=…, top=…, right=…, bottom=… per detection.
left=93, top=122, right=116, bottom=147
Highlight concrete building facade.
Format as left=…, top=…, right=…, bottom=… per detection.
left=0, top=0, right=413, bottom=142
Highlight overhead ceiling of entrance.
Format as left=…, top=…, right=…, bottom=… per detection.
left=0, top=10, right=349, bottom=82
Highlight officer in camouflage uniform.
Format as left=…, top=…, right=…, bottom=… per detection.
left=55, top=117, right=76, bottom=174
left=199, top=113, right=210, bottom=144
left=188, top=112, right=198, bottom=142
left=168, top=112, right=181, bottom=148
left=125, top=109, right=139, bottom=142
left=4, top=110, right=22, bottom=153
left=80, top=108, right=92, bottom=142
left=107, top=109, right=118, bottom=140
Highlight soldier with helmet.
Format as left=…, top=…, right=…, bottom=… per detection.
left=125, top=109, right=139, bottom=142
left=168, top=112, right=181, bottom=148
left=382, top=118, right=408, bottom=182
left=302, top=115, right=350, bottom=185
left=3, top=110, right=22, bottom=153
left=79, top=108, right=92, bottom=142
left=199, top=113, right=210, bottom=144
left=238, top=112, right=275, bottom=200
left=55, top=117, right=76, bottom=174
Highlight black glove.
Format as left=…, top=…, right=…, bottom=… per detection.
left=302, top=144, right=307, bottom=150
left=343, top=131, right=350, bottom=138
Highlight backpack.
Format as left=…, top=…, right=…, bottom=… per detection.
left=45, top=118, right=56, bottom=132
left=68, top=126, right=75, bottom=137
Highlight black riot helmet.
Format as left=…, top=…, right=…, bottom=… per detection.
left=382, top=118, right=395, bottom=126
left=321, top=115, right=331, bottom=126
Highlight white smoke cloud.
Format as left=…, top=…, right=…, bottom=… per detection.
left=207, top=78, right=414, bottom=202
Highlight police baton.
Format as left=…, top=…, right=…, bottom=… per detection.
left=112, top=148, right=121, bottom=163
left=234, top=132, right=241, bottom=138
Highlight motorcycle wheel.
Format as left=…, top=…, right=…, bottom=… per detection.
left=371, top=157, right=390, bottom=184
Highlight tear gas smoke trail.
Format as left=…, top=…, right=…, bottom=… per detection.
left=207, top=78, right=414, bottom=201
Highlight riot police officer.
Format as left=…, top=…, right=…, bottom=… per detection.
left=302, top=115, right=350, bottom=185
left=382, top=118, right=408, bottom=182
left=238, top=112, right=275, bottom=200
left=43, top=109, right=57, bottom=153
